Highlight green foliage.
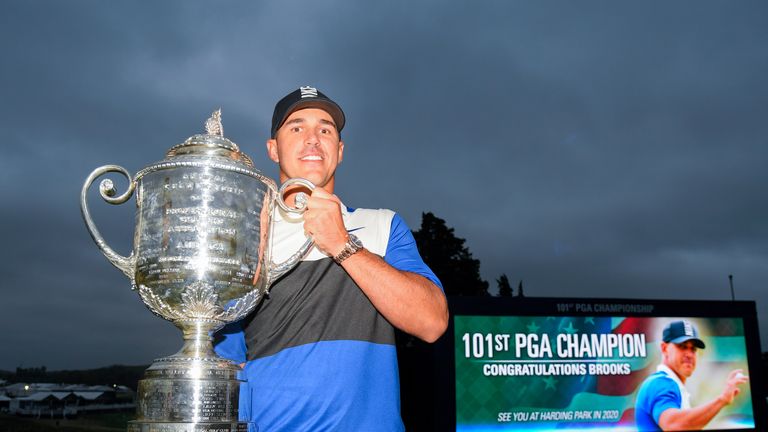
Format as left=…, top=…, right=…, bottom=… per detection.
left=496, top=274, right=513, bottom=297
left=412, top=212, right=489, bottom=296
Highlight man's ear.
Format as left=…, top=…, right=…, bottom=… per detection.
left=338, top=140, right=344, bottom=163
left=266, top=139, right=279, bottom=163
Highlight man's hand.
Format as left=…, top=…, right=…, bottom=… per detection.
left=302, top=188, right=349, bottom=258
left=297, top=188, right=448, bottom=342
left=719, top=369, right=749, bottom=405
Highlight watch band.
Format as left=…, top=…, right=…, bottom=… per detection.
left=333, top=233, right=363, bottom=264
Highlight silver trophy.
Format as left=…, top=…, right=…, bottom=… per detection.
left=80, top=110, right=313, bottom=431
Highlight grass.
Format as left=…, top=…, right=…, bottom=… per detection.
left=0, top=412, right=134, bottom=432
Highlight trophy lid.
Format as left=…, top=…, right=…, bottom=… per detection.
left=135, top=109, right=271, bottom=183
left=164, top=109, right=254, bottom=167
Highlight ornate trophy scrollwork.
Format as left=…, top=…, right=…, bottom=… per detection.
left=81, top=110, right=315, bottom=432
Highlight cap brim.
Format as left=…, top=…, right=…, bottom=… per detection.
left=669, top=336, right=706, bottom=349
left=273, top=100, right=345, bottom=137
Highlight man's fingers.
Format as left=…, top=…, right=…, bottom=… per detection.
left=730, top=388, right=740, bottom=401
left=729, top=371, right=749, bottom=386
left=310, top=188, right=333, bottom=199
left=306, top=194, right=339, bottom=211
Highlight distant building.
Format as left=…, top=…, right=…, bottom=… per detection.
left=0, top=382, right=134, bottom=417
left=0, top=394, right=10, bottom=412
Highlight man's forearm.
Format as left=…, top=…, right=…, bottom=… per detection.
left=658, top=398, right=727, bottom=430
left=340, top=248, right=449, bottom=342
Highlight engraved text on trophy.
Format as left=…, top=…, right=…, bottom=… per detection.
left=134, top=167, right=267, bottom=307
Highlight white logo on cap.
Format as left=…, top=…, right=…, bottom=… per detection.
left=683, top=320, right=694, bottom=336
left=300, top=86, right=318, bottom=98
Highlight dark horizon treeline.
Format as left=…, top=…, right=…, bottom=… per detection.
left=412, top=211, right=525, bottom=298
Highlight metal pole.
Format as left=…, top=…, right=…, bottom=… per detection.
left=728, top=274, right=735, bottom=301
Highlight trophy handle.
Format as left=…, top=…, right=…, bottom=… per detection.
left=80, top=164, right=137, bottom=280
left=267, top=178, right=316, bottom=286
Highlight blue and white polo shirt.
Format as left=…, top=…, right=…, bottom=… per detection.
left=215, top=203, right=441, bottom=432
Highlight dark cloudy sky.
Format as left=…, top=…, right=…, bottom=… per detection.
left=1, top=1, right=766, bottom=371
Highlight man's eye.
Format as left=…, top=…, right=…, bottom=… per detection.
left=291, top=127, right=301, bottom=132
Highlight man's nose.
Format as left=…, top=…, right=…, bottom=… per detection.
left=304, top=127, right=320, bottom=145
left=304, top=130, right=320, bottom=146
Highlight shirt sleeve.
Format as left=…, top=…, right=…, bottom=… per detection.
left=212, top=320, right=247, bottom=364
left=650, top=377, right=682, bottom=424
left=384, top=213, right=443, bottom=290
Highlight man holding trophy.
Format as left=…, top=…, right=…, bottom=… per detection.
left=214, top=86, right=449, bottom=431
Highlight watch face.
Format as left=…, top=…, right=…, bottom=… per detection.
left=349, top=233, right=363, bottom=248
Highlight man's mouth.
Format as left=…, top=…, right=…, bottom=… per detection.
left=300, top=155, right=323, bottom=161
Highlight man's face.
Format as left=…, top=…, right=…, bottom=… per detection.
left=266, top=108, right=344, bottom=191
left=662, top=340, right=698, bottom=381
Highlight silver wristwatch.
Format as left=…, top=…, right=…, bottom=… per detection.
left=333, top=233, right=364, bottom=264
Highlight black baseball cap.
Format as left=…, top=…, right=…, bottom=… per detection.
left=270, top=86, right=345, bottom=138
left=662, top=320, right=706, bottom=349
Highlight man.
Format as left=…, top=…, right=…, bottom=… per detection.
left=634, top=320, right=749, bottom=431
left=214, top=86, right=449, bottom=431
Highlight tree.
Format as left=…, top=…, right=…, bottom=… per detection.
left=762, top=351, right=768, bottom=398
left=401, top=212, right=489, bottom=430
left=412, top=212, right=489, bottom=296
left=497, top=274, right=513, bottom=297
left=517, top=280, right=525, bottom=297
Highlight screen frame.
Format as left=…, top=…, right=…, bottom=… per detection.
left=432, top=296, right=766, bottom=432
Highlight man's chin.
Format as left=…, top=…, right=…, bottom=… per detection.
left=302, top=176, right=328, bottom=189
left=281, top=171, right=328, bottom=188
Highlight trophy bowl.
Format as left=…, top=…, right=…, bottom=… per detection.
left=80, top=110, right=313, bottom=431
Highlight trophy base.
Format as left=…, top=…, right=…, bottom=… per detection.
left=127, top=420, right=253, bottom=432
left=130, top=354, right=254, bottom=432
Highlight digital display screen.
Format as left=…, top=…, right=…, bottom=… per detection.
left=446, top=299, right=764, bottom=432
